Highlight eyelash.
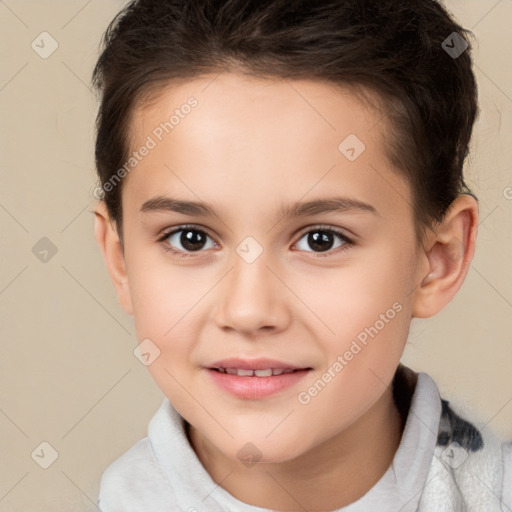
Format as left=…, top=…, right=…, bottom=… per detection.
left=156, top=224, right=354, bottom=259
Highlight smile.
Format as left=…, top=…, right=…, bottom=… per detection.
left=206, top=367, right=311, bottom=399
left=212, top=368, right=298, bottom=377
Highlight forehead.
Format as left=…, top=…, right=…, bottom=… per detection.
left=122, top=72, right=412, bottom=226
left=130, top=73, right=386, bottom=157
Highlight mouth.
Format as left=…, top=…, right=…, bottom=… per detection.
left=206, top=357, right=311, bottom=372
left=205, top=358, right=312, bottom=399
left=210, top=367, right=306, bottom=377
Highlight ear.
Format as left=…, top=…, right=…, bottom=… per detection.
left=94, top=201, right=133, bottom=316
left=412, top=194, right=478, bottom=318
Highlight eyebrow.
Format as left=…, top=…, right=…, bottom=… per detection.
left=140, top=195, right=378, bottom=219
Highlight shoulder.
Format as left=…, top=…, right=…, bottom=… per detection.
left=420, top=393, right=512, bottom=511
left=437, top=397, right=484, bottom=451
left=99, top=436, right=158, bottom=486
left=502, top=440, right=512, bottom=508
left=97, top=437, right=177, bottom=511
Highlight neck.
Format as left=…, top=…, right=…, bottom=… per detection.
left=187, top=383, right=406, bottom=510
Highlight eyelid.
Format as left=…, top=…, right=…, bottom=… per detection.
left=157, top=223, right=354, bottom=242
left=295, top=224, right=354, bottom=243
left=156, top=223, right=216, bottom=242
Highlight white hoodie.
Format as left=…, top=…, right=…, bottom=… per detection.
left=97, top=364, right=512, bottom=511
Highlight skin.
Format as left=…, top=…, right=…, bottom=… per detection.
left=94, top=72, right=478, bottom=510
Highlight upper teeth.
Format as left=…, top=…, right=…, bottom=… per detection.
left=218, top=368, right=296, bottom=377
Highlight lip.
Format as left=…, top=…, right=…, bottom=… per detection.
left=206, top=357, right=308, bottom=371
left=204, top=358, right=312, bottom=399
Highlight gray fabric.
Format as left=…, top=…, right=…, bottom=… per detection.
left=97, top=366, right=511, bottom=511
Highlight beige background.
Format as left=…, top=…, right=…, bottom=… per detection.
left=0, top=0, right=511, bottom=510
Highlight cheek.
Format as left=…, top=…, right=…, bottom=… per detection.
left=126, top=250, right=206, bottom=335
left=306, top=249, right=413, bottom=337
left=125, top=256, right=210, bottom=384
left=297, top=242, right=415, bottom=393
left=128, top=270, right=197, bottom=405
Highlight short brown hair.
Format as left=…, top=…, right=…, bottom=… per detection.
left=92, top=0, right=478, bottom=245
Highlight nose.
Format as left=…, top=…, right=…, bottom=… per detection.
left=213, top=249, right=290, bottom=335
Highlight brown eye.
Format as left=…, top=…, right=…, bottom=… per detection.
left=294, top=227, right=352, bottom=257
left=158, top=225, right=216, bottom=256
left=174, top=229, right=208, bottom=251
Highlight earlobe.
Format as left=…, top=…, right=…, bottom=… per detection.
left=94, top=202, right=134, bottom=316
left=412, top=195, right=478, bottom=318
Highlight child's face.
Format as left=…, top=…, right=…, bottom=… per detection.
left=114, top=73, right=428, bottom=462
